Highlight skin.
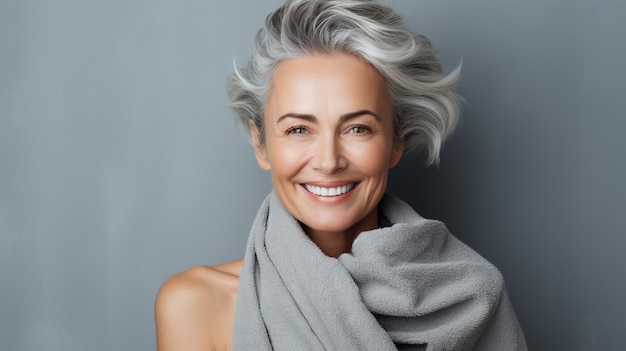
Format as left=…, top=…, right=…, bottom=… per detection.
left=154, top=53, right=402, bottom=350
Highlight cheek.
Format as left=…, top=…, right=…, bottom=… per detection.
left=268, top=142, right=308, bottom=176
left=348, top=141, right=393, bottom=176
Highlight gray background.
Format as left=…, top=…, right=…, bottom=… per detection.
left=1, top=0, right=624, bottom=350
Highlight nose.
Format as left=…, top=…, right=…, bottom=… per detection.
left=310, top=133, right=347, bottom=175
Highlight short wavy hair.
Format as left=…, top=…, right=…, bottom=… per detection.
left=227, top=0, right=461, bottom=165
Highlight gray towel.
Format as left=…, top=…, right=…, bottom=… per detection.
left=232, top=193, right=527, bottom=350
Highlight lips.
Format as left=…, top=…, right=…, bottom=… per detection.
left=303, top=183, right=355, bottom=197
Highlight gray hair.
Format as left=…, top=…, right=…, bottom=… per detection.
left=227, top=0, right=461, bottom=165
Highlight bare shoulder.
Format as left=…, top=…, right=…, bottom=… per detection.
left=155, top=258, right=244, bottom=351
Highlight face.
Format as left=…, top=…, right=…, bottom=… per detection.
left=252, top=53, right=403, bottom=236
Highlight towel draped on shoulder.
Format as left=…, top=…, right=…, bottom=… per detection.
left=232, top=193, right=527, bottom=351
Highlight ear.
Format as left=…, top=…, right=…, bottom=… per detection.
left=388, top=140, right=404, bottom=169
left=249, top=122, right=271, bottom=171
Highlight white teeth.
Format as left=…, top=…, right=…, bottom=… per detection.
left=304, top=183, right=354, bottom=197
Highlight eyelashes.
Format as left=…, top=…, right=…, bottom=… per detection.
left=285, top=126, right=309, bottom=135
left=348, top=125, right=371, bottom=134
left=284, top=125, right=372, bottom=136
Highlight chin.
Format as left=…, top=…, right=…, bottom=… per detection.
left=299, top=213, right=367, bottom=235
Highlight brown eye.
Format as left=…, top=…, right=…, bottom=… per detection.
left=286, top=126, right=308, bottom=135
left=348, top=125, right=370, bottom=134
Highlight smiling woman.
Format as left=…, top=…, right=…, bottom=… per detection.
left=253, top=54, right=403, bottom=258
left=155, top=1, right=527, bottom=350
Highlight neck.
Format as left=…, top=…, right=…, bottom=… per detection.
left=303, top=209, right=379, bottom=258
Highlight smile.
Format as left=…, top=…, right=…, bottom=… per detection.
left=304, top=183, right=355, bottom=197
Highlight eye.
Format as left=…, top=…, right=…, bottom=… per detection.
left=348, top=125, right=371, bottom=134
left=285, top=126, right=308, bottom=135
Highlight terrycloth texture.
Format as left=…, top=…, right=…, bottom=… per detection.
left=232, top=193, right=527, bottom=350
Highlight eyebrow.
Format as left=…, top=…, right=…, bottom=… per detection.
left=276, top=110, right=381, bottom=124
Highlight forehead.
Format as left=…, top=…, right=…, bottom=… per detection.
left=266, top=53, right=392, bottom=117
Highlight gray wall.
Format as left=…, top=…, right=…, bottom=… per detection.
left=1, top=0, right=624, bottom=350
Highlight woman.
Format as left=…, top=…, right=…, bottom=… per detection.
left=155, top=1, right=527, bottom=350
